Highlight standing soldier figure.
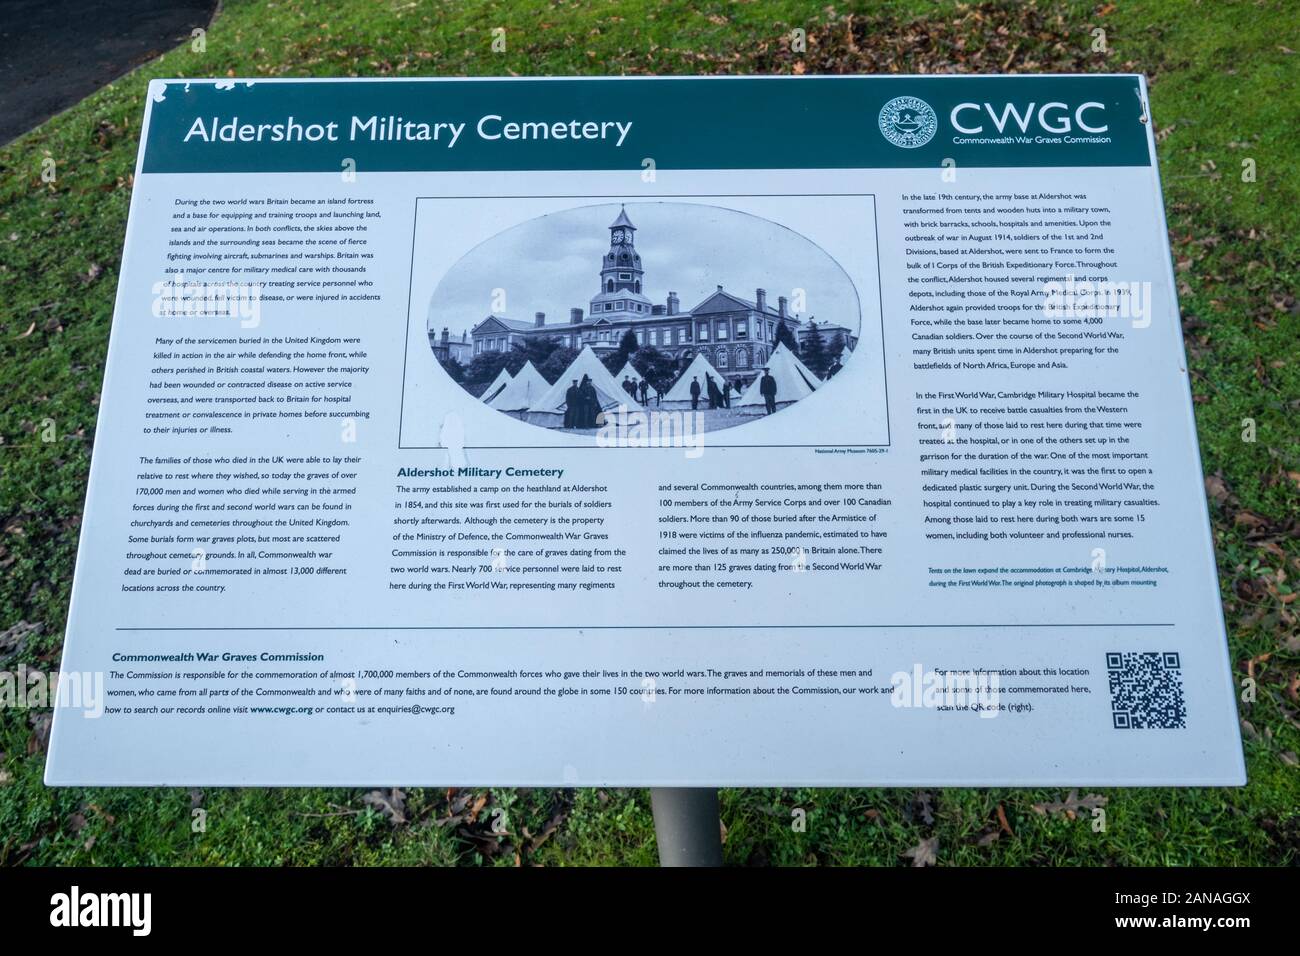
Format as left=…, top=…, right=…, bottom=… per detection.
left=578, top=375, right=598, bottom=428
left=563, top=379, right=580, bottom=428
left=760, top=367, right=777, bottom=415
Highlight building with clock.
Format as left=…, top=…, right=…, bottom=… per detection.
left=463, top=206, right=816, bottom=386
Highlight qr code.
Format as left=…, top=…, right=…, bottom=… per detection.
left=1107, top=652, right=1187, bottom=729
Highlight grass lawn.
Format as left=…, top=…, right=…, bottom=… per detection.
left=0, top=0, right=1296, bottom=866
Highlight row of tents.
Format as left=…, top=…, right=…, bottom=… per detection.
left=478, top=343, right=827, bottom=427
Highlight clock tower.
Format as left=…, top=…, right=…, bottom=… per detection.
left=587, top=205, right=653, bottom=344
left=600, top=206, right=643, bottom=295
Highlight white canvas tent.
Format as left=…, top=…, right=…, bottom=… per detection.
left=527, top=346, right=640, bottom=427
left=737, top=343, right=821, bottom=409
left=660, top=353, right=727, bottom=407
left=480, top=367, right=512, bottom=403
left=487, top=361, right=550, bottom=415
left=826, top=341, right=851, bottom=378
left=784, top=343, right=824, bottom=387
left=615, top=361, right=657, bottom=401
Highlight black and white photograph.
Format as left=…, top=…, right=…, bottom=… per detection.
left=402, top=198, right=883, bottom=445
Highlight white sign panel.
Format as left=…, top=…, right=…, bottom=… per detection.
left=46, top=76, right=1244, bottom=785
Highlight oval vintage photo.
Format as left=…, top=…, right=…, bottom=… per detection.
left=423, top=201, right=862, bottom=435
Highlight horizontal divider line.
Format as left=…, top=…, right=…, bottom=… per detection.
left=115, top=622, right=1176, bottom=631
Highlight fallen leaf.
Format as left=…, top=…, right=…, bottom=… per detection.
left=1032, top=790, right=1107, bottom=818
left=1205, top=474, right=1232, bottom=505
left=0, top=621, right=43, bottom=663
left=27, top=712, right=52, bottom=755
left=361, top=788, right=407, bottom=825
left=903, top=835, right=938, bottom=867
left=1234, top=511, right=1267, bottom=529
left=467, top=792, right=487, bottom=823
left=527, top=810, right=566, bottom=852
left=913, top=789, right=935, bottom=825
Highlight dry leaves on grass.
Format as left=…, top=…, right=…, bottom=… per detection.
left=1204, top=472, right=1298, bottom=637
left=433, top=789, right=488, bottom=828
left=912, top=789, right=936, bottom=825
left=975, top=803, right=1016, bottom=846
left=522, top=809, right=565, bottom=854
left=903, top=835, right=939, bottom=867
left=753, top=1, right=1130, bottom=77
left=0, top=621, right=43, bottom=664
left=26, top=712, right=52, bottom=755
left=435, top=789, right=573, bottom=865
left=361, top=787, right=407, bottom=825
left=1032, top=790, right=1107, bottom=819
left=1205, top=473, right=1234, bottom=507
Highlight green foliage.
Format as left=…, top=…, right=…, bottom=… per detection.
left=630, top=346, right=677, bottom=394
left=537, top=346, right=580, bottom=385
left=599, top=329, right=642, bottom=376
left=617, top=328, right=639, bottom=357
left=512, top=334, right=565, bottom=377
left=828, top=332, right=846, bottom=362
left=799, top=322, right=829, bottom=377
left=462, top=349, right=515, bottom=393
left=772, top=318, right=799, bottom=356
left=438, top=356, right=465, bottom=384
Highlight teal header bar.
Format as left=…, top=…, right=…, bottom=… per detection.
left=140, top=75, right=1152, bottom=174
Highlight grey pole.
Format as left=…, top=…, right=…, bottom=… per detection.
left=650, top=787, right=723, bottom=866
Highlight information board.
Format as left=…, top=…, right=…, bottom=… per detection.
left=46, top=75, right=1244, bottom=785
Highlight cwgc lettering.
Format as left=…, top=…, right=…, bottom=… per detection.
left=46, top=76, right=1243, bottom=786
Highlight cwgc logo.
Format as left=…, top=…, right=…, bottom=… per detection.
left=878, top=96, right=938, bottom=148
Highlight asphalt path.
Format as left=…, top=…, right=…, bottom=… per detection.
left=0, top=0, right=217, bottom=144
